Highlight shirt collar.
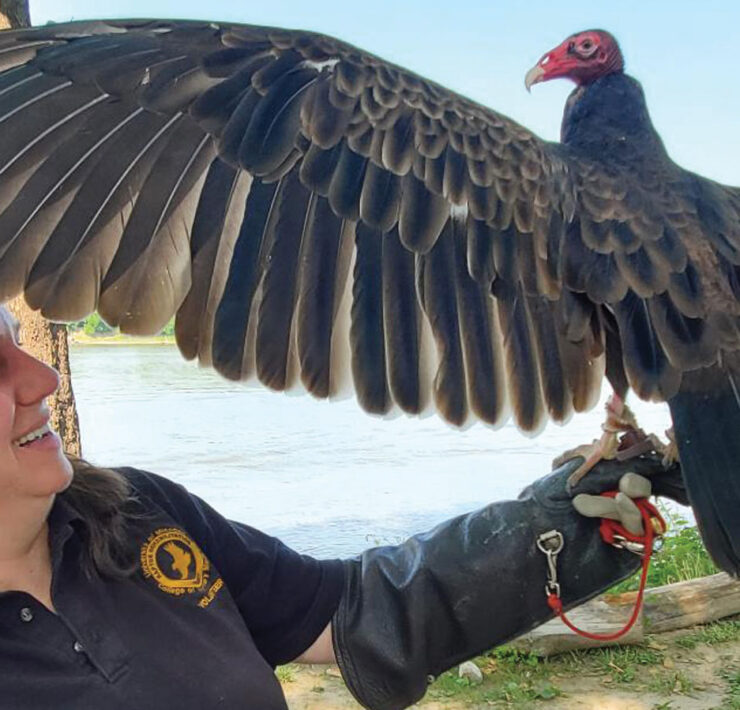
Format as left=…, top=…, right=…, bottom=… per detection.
left=47, top=493, right=85, bottom=560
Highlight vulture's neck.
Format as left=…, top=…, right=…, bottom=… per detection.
left=560, top=73, right=669, bottom=166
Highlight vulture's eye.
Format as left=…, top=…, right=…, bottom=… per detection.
left=582, top=40, right=593, bottom=50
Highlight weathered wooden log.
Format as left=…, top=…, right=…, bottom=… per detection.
left=511, top=572, right=740, bottom=656
left=641, top=572, right=740, bottom=633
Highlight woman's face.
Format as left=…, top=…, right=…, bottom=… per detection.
left=0, top=306, right=73, bottom=503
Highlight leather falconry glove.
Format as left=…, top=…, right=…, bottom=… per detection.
left=331, top=455, right=687, bottom=710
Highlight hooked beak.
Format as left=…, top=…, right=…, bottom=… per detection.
left=524, top=63, right=546, bottom=92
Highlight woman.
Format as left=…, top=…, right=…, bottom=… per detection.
left=0, top=305, right=686, bottom=710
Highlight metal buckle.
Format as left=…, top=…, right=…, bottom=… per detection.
left=536, top=529, right=564, bottom=555
left=610, top=534, right=647, bottom=556
left=537, top=530, right=564, bottom=600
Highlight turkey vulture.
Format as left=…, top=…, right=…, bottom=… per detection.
left=0, top=21, right=737, bottom=572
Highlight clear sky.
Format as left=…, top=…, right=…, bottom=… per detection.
left=30, top=1, right=739, bottom=185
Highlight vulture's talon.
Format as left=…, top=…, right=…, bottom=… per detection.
left=556, top=393, right=628, bottom=488
left=562, top=431, right=620, bottom=489
left=661, top=428, right=679, bottom=468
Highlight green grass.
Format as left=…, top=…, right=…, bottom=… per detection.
left=719, top=665, right=740, bottom=709
left=587, top=645, right=663, bottom=683
left=676, top=618, right=740, bottom=649
left=275, top=664, right=297, bottom=683
left=426, top=649, right=563, bottom=707
left=646, top=670, right=694, bottom=696
left=420, top=617, right=740, bottom=706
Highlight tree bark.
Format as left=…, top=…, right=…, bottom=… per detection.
left=0, top=2, right=82, bottom=456
left=0, top=0, right=27, bottom=28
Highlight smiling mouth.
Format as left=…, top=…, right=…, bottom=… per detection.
left=13, top=424, right=52, bottom=447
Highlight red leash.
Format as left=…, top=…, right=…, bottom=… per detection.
left=539, top=494, right=666, bottom=641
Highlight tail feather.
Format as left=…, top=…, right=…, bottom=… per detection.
left=669, top=352, right=740, bottom=576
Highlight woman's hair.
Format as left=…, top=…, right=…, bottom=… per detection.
left=58, top=458, right=143, bottom=578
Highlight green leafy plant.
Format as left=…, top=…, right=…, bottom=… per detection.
left=82, top=312, right=113, bottom=335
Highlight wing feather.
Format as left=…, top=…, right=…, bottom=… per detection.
left=212, top=178, right=280, bottom=380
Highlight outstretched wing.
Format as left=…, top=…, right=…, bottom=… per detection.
left=0, top=19, right=736, bottom=431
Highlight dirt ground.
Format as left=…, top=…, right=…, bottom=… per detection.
left=281, top=629, right=740, bottom=710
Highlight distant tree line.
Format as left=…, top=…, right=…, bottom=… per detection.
left=68, top=314, right=175, bottom=337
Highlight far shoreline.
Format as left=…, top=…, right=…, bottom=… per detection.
left=69, top=333, right=176, bottom=347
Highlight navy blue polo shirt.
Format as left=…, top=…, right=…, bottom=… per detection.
left=0, top=468, right=345, bottom=709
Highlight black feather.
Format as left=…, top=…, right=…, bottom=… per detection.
left=138, top=56, right=221, bottom=113
left=351, top=222, right=389, bottom=414
left=382, top=226, right=420, bottom=413
left=359, top=161, right=401, bottom=232
left=647, top=292, right=715, bottom=370
left=398, top=171, right=449, bottom=253
left=442, top=145, right=467, bottom=204
left=239, top=67, right=316, bottom=176
left=467, top=183, right=498, bottom=221
left=176, top=158, right=240, bottom=361
left=328, top=142, right=367, bottom=221
left=191, top=55, right=271, bottom=134
left=612, top=290, right=681, bottom=400
left=381, top=109, right=415, bottom=175
left=212, top=179, right=280, bottom=379
left=418, top=220, right=467, bottom=426
left=496, top=281, right=544, bottom=431
left=296, top=195, right=344, bottom=397
left=466, top=217, right=496, bottom=284
left=667, top=263, right=704, bottom=319
left=256, top=170, right=311, bottom=389
left=299, top=143, right=342, bottom=197
left=451, top=219, right=502, bottom=424
left=526, top=295, right=570, bottom=421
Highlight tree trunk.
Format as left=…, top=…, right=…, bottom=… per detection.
left=0, top=0, right=27, bottom=28
left=0, top=2, right=82, bottom=457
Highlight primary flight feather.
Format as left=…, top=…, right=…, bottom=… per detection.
left=0, top=20, right=737, bottom=572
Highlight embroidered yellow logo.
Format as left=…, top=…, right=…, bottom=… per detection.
left=140, top=528, right=210, bottom=596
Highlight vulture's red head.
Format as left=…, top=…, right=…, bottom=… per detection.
left=525, top=30, right=624, bottom=90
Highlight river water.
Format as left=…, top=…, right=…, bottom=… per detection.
left=69, top=344, right=675, bottom=559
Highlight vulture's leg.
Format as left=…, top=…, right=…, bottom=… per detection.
left=555, top=393, right=675, bottom=489
left=554, top=393, right=637, bottom=487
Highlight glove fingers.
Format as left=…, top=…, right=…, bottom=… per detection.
left=615, top=492, right=644, bottom=535
left=572, top=494, right=621, bottom=521
left=618, top=472, right=652, bottom=498
left=572, top=480, right=647, bottom=536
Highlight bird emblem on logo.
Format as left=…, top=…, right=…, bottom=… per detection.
left=163, top=542, right=192, bottom=580
left=140, top=528, right=210, bottom=595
